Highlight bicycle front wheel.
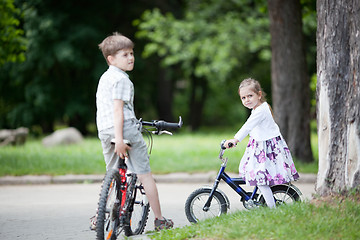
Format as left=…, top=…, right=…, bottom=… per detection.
left=185, top=188, right=228, bottom=223
left=96, top=169, right=121, bottom=240
left=123, top=178, right=150, bottom=236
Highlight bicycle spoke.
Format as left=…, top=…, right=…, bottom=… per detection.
left=190, top=192, right=223, bottom=221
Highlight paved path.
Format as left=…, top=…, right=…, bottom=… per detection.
left=0, top=181, right=315, bottom=240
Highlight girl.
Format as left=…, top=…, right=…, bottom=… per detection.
left=224, top=78, right=299, bottom=208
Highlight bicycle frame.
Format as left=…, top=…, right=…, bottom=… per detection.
left=202, top=140, right=303, bottom=212
left=203, top=150, right=259, bottom=211
left=117, top=158, right=128, bottom=219
left=185, top=140, right=303, bottom=224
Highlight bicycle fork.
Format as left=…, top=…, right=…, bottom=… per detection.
left=203, top=177, right=221, bottom=211
left=202, top=164, right=233, bottom=211
left=202, top=165, right=260, bottom=211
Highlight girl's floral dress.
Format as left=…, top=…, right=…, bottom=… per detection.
left=239, top=135, right=299, bottom=186
left=234, top=102, right=300, bottom=186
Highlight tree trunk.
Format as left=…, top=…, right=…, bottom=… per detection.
left=157, top=68, right=174, bottom=122
left=189, top=76, right=208, bottom=131
left=69, top=113, right=88, bottom=135
left=316, top=0, right=360, bottom=195
left=268, top=0, right=314, bottom=163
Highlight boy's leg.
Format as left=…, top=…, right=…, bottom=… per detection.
left=137, top=172, right=162, bottom=219
left=124, top=120, right=173, bottom=230
left=138, top=173, right=173, bottom=230
left=98, top=128, right=119, bottom=171
left=123, top=120, right=161, bottom=216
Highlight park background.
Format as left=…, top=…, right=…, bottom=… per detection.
left=0, top=0, right=318, bottom=176
left=1, top=0, right=317, bottom=174
left=2, top=1, right=360, bottom=239
left=0, top=0, right=317, bottom=134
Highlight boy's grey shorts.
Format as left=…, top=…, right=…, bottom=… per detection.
left=98, top=119, right=151, bottom=174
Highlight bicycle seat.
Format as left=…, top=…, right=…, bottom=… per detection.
left=110, top=139, right=131, bottom=146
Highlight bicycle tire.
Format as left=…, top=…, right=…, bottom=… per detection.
left=185, top=188, right=228, bottom=223
left=96, top=169, right=121, bottom=240
left=259, top=184, right=301, bottom=206
left=123, top=175, right=150, bottom=236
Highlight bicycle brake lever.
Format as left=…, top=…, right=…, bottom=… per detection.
left=160, top=130, right=173, bottom=135
left=152, top=130, right=173, bottom=135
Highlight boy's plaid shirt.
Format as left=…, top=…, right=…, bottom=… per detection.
left=96, top=65, right=136, bottom=131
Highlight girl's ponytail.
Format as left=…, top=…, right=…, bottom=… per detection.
left=267, top=103, right=275, bottom=118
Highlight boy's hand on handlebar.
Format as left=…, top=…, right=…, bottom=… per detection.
left=224, top=139, right=239, bottom=149
left=114, top=141, right=131, bottom=159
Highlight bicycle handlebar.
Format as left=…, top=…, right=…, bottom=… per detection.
left=220, top=140, right=233, bottom=150
left=141, top=116, right=183, bottom=132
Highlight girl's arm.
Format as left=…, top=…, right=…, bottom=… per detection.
left=233, top=105, right=266, bottom=144
left=113, top=99, right=131, bottom=158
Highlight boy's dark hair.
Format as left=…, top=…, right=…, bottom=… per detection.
left=98, top=32, right=134, bottom=64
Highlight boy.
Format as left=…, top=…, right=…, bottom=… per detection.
left=92, top=32, right=173, bottom=231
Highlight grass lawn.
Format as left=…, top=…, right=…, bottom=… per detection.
left=0, top=131, right=318, bottom=176
left=150, top=191, right=360, bottom=240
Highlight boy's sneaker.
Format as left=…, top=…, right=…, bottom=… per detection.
left=89, top=215, right=97, bottom=231
left=154, top=217, right=174, bottom=231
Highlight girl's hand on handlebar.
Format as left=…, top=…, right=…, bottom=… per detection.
left=224, top=139, right=239, bottom=149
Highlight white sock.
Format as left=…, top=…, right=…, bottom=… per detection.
left=258, top=185, right=276, bottom=208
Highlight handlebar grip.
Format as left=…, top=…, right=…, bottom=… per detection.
left=155, top=116, right=183, bottom=130
left=141, top=116, right=183, bottom=130
left=220, top=140, right=233, bottom=149
left=156, top=121, right=179, bottom=129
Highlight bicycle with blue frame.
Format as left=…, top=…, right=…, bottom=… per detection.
left=96, top=117, right=182, bottom=240
left=185, top=140, right=302, bottom=223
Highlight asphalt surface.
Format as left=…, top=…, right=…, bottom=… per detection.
left=0, top=171, right=317, bottom=185
left=0, top=173, right=316, bottom=240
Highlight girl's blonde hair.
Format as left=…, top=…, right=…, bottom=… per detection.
left=98, top=32, right=134, bottom=65
left=238, top=78, right=267, bottom=103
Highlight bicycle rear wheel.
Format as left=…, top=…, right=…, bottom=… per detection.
left=123, top=176, right=150, bottom=236
left=96, top=169, right=121, bottom=240
left=259, top=184, right=301, bottom=206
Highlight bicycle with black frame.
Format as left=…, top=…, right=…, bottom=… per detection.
left=185, top=140, right=302, bottom=223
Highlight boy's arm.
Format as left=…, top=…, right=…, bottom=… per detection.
left=113, top=99, right=131, bottom=158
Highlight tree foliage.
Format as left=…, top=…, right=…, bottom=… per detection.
left=0, top=0, right=26, bottom=66
left=0, top=0, right=162, bottom=134
left=135, top=0, right=272, bottom=129
left=136, top=4, right=270, bottom=82
left=0, top=0, right=317, bottom=136
left=1, top=0, right=103, bottom=133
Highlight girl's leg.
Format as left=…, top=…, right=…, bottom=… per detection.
left=258, top=185, right=276, bottom=208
